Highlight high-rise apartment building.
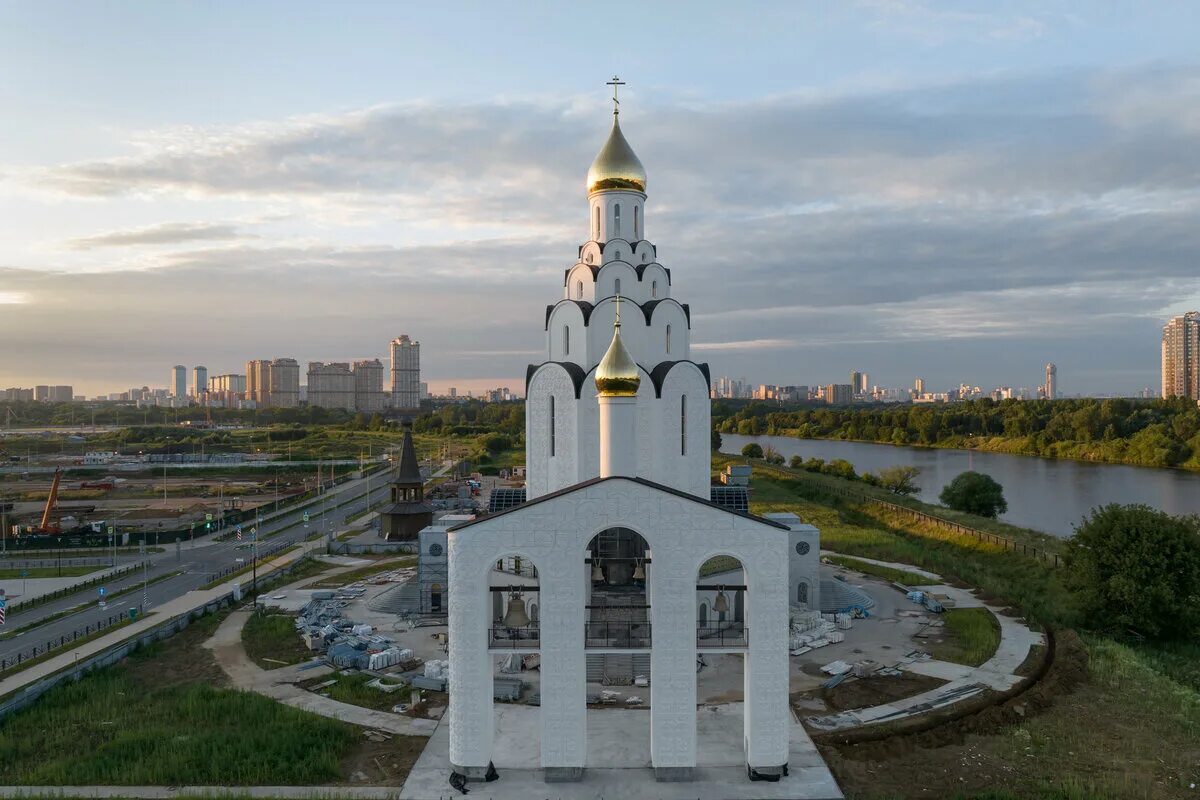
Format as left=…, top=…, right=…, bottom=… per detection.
left=1162, top=312, right=1200, bottom=400
left=849, top=371, right=862, bottom=395
left=171, top=365, right=187, bottom=398
left=192, top=366, right=208, bottom=399
left=824, top=384, right=854, bottom=405
left=245, top=360, right=270, bottom=405
left=269, top=358, right=300, bottom=407
left=353, top=359, right=385, bottom=412
left=390, top=335, right=421, bottom=410
left=1044, top=363, right=1057, bottom=400
left=307, top=362, right=356, bottom=411
left=913, top=377, right=925, bottom=394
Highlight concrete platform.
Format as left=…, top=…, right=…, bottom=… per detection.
left=399, top=703, right=843, bottom=799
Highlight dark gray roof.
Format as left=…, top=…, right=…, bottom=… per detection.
left=448, top=475, right=788, bottom=532
left=395, top=427, right=422, bottom=485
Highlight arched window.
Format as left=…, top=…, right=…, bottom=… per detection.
left=633, top=205, right=640, bottom=239
left=530, top=603, right=539, bottom=623
left=594, top=206, right=600, bottom=239
left=651, top=280, right=658, bottom=298
left=614, top=278, right=621, bottom=296
left=680, top=394, right=687, bottom=455
left=563, top=325, right=570, bottom=356
left=665, top=324, right=672, bottom=354
left=797, top=582, right=809, bottom=605
left=430, top=583, right=442, bottom=612
left=613, top=204, right=621, bottom=237
left=549, top=396, right=556, bottom=457
left=698, top=602, right=708, bottom=628
left=576, top=280, right=583, bottom=299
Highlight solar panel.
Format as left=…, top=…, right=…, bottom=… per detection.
left=709, top=486, right=749, bottom=513
left=489, top=488, right=527, bottom=513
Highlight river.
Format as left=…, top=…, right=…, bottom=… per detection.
left=720, top=434, right=1200, bottom=538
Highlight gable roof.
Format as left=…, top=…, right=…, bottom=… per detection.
left=447, top=475, right=789, bottom=532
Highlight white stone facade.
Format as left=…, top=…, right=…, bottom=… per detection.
left=447, top=477, right=793, bottom=777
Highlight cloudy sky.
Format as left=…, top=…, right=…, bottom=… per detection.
left=2, top=1, right=1198, bottom=396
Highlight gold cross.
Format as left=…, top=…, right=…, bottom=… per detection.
left=614, top=293, right=622, bottom=328
left=606, top=75, right=626, bottom=115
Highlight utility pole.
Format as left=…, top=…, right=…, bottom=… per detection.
left=140, top=539, right=148, bottom=613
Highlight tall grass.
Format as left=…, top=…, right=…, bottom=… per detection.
left=0, top=670, right=356, bottom=785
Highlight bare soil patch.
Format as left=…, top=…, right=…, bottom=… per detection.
left=819, top=671, right=948, bottom=712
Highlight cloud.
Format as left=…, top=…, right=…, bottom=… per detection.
left=5, top=62, right=1200, bottom=393
left=66, top=222, right=249, bottom=250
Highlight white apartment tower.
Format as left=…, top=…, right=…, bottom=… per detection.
left=306, top=362, right=356, bottom=411
left=390, top=335, right=421, bottom=410
left=1162, top=312, right=1200, bottom=400
left=353, top=359, right=385, bottom=412
left=1044, top=363, right=1057, bottom=400
left=268, top=358, right=300, bottom=408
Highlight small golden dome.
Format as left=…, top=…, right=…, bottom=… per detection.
left=595, top=307, right=641, bottom=397
left=586, top=115, right=647, bottom=195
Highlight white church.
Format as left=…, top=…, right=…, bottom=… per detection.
left=444, top=86, right=822, bottom=789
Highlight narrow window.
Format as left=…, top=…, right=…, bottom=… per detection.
left=634, top=206, right=640, bottom=239
left=613, top=204, right=621, bottom=237
left=614, top=278, right=621, bottom=296
left=594, top=206, right=600, bottom=239
left=652, top=280, right=657, bottom=298
left=681, top=394, right=687, bottom=455
left=549, top=395, right=556, bottom=457
left=430, top=583, right=442, bottom=612
left=666, top=324, right=672, bottom=354
left=576, top=280, right=583, bottom=299
left=563, top=325, right=570, bottom=355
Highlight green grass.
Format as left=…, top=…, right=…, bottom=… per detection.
left=0, top=606, right=359, bottom=786
left=929, top=607, right=1001, bottom=667
left=305, top=672, right=408, bottom=712
left=824, top=554, right=933, bottom=586
left=0, top=566, right=102, bottom=579
left=241, top=609, right=312, bottom=670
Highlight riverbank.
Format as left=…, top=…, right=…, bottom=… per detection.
left=719, top=433, right=1200, bottom=536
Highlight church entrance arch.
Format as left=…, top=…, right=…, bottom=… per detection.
left=695, top=554, right=751, bottom=768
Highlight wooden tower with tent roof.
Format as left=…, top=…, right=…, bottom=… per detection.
left=380, top=422, right=433, bottom=540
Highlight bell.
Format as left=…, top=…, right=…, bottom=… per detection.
left=503, top=591, right=530, bottom=628
left=713, top=589, right=730, bottom=615
left=591, top=559, right=604, bottom=582
left=632, top=560, right=645, bottom=581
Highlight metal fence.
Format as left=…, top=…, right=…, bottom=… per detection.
left=488, top=627, right=541, bottom=649
left=5, top=561, right=147, bottom=616
left=0, top=610, right=138, bottom=674
left=585, top=621, right=652, bottom=649
left=696, top=623, right=749, bottom=648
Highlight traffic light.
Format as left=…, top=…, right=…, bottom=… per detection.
left=205, top=521, right=212, bottom=531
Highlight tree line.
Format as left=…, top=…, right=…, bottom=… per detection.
left=714, top=397, right=1200, bottom=469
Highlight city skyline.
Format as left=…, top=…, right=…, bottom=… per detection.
left=3, top=4, right=1200, bottom=394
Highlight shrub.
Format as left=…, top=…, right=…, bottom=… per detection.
left=1065, top=504, right=1200, bottom=640
left=822, top=458, right=857, bottom=480
left=878, top=465, right=921, bottom=495
left=939, top=471, right=1007, bottom=518
left=741, top=443, right=764, bottom=459
left=789, top=454, right=804, bottom=469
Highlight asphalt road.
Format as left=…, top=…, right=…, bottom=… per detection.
left=0, top=473, right=392, bottom=665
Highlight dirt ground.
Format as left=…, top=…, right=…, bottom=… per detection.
left=803, top=672, right=948, bottom=713
left=338, top=731, right=427, bottom=786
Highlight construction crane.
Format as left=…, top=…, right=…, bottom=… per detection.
left=35, top=468, right=63, bottom=534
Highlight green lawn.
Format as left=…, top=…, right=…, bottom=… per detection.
left=929, top=607, right=1002, bottom=667
left=303, top=672, right=408, bottom=712
left=241, top=610, right=311, bottom=670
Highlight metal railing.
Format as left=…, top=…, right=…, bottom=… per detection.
left=0, top=609, right=140, bottom=674
left=488, top=626, right=541, bottom=649
left=696, top=623, right=748, bottom=648
left=4, top=561, right=147, bottom=616
left=585, top=621, right=651, bottom=649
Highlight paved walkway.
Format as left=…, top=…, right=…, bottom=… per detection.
left=0, top=540, right=323, bottom=702
left=820, top=551, right=941, bottom=581
left=807, top=560, right=1046, bottom=732
left=204, top=591, right=437, bottom=738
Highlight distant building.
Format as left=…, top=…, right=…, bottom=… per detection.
left=1161, top=312, right=1200, bottom=400
left=913, top=377, right=925, bottom=394
left=824, top=383, right=854, bottom=405
left=34, top=385, right=49, bottom=402
left=353, top=359, right=385, bottom=412
left=49, top=385, right=73, bottom=402
left=307, top=362, right=356, bottom=411
left=1044, top=363, right=1057, bottom=400
left=171, top=365, right=187, bottom=398
left=208, top=373, right=246, bottom=394
left=245, top=360, right=270, bottom=406
left=192, top=366, right=208, bottom=399
left=269, top=358, right=300, bottom=408
left=390, top=335, right=420, bottom=410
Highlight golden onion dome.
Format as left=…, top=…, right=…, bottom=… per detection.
left=595, top=306, right=641, bottom=397
left=586, top=115, right=647, bottom=195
